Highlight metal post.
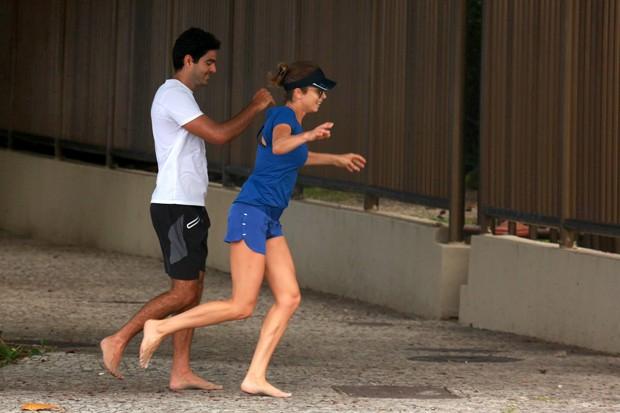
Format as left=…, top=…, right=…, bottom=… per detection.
left=292, top=184, right=304, bottom=200
left=55, top=0, right=67, bottom=161
left=476, top=0, right=489, bottom=238
left=559, top=1, right=576, bottom=249
left=7, top=0, right=18, bottom=151
left=550, top=228, right=559, bottom=244
left=449, top=0, right=467, bottom=242
left=364, top=193, right=379, bottom=211
left=105, top=0, right=119, bottom=168
left=478, top=213, right=491, bottom=234
left=508, top=221, right=517, bottom=236
left=222, top=147, right=234, bottom=187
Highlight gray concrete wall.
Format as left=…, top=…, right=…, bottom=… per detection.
left=460, top=235, right=620, bottom=354
left=0, top=151, right=160, bottom=258
left=0, top=150, right=468, bottom=318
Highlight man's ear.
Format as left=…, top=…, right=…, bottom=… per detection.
left=183, top=54, right=194, bottom=67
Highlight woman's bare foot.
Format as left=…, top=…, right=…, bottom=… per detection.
left=100, top=336, right=125, bottom=379
left=169, top=371, right=224, bottom=392
left=241, top=377, right=292, bottom=398
left=139, top=319, right=165, bottom=368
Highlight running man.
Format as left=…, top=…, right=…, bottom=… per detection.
left=100, top=27, right=274, bottom=390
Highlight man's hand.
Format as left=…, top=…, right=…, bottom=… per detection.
left=336, top=153, right=366, bottom=172
left=252, top=88, right=275, bottom=111
left=184, top=88, right=275, bottom=145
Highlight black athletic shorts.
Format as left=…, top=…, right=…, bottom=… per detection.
left=150, top=203, right=210, bottom=280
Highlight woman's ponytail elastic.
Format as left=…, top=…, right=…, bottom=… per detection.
left=270, top=63, right=289, bottom=87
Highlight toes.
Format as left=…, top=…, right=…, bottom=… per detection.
left=139, top=354, right=150, bottom=369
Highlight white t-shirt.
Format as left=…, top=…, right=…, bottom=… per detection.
left=150, top=79, right=209, bottom=206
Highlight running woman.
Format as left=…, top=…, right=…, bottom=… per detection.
left=139, top=61, right=366, bottom=398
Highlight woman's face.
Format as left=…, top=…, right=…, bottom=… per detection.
left=298, top=87, right=327, bottom=113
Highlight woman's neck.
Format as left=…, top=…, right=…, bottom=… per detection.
left=285, top=102, right=306, bottom=124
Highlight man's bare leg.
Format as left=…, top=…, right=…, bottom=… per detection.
left=100, top=276, right=202, bottom=379
left=169, top=271, right=223, bottom=391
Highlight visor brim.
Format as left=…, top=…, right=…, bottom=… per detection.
left=311, top=79, right=336, bottom=91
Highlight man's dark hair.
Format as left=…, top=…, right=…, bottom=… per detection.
left=172, top=28, right=220, bottom=71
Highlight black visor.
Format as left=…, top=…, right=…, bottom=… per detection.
left=283, top=68, right=337, bottom=91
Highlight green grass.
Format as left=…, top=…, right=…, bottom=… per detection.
left=0, top=337, right=46, bottom=367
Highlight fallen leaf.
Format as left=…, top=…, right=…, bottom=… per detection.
left=20, top=403, right=63, bottom=411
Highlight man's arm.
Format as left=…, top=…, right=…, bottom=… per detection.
left=184, top=88, right=274, bottom=145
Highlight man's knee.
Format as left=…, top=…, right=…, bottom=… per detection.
left=169, top=281, right=201, bottom=308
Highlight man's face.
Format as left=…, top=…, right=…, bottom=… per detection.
left=190, top=50, right=217, bottom=87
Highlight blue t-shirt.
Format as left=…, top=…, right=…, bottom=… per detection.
left=235, top=106, right=308, bottom=209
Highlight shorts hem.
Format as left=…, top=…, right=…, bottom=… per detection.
left=166, top=269, right=203, bottom=281
left=225, top=238, right=266, bottom=255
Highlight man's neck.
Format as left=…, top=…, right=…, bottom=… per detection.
left=173, top=72, right=196, bottom=92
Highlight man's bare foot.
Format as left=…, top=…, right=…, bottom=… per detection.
left=100, top=336, right=125, bottom=379
left=139, top=319, right=164, bottom=368
left=240, top=377, right=292, bottom=398
left=169, top=371, right=223, bottom=392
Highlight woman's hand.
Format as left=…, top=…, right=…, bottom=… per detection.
left=336, top=153, right=366, bottom=172
left=305, top=122, right=334, bottom=142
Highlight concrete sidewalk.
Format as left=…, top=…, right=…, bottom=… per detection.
left=1, top=231, right=619, bottom=412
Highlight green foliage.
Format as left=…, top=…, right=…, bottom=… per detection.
left=465, top=167, right=479, bottom=191
left=0, top=337, right=44, bottom=367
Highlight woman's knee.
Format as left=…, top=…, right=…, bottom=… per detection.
left=230, top=300, right=256, bottom=320
left=277, top=292, right=301, bottom=312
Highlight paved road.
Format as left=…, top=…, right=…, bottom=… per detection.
left=1, top=232, right=619, bottom=412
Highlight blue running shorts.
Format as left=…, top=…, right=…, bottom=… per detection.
left=224, top=203, right=284, bottom=255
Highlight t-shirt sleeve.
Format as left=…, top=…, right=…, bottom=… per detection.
left=162, top=88, right=204, bottom=126
left=266, top=108, right=296, bottom=145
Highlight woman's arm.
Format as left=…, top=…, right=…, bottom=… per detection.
left=305, top=152, right=366, bottom=172
left=271, top=122, right=333, bottom=155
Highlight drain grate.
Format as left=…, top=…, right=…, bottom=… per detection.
left=409, top=355, right=521, bottom=363
left=333, top=385, right=458, bottom=399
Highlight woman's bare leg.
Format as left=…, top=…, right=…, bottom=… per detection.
left=241, top=236, right=300, bottom=398
left=140, top=241, right=265, bottom=368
